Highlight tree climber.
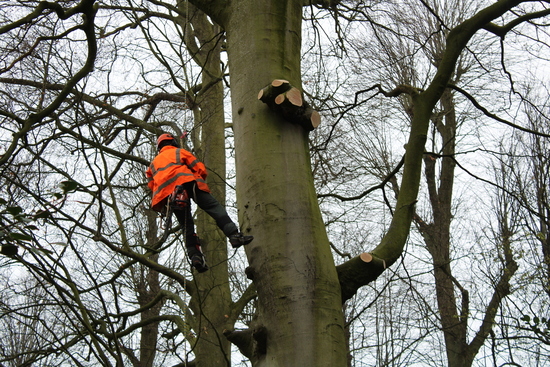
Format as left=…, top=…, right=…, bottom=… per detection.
left=146, top=133, right=253, bottom=273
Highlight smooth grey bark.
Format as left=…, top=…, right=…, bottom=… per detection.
left=222, top=2, right=347, bottom=366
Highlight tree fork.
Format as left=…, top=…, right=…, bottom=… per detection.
left=258, top=79, right=321, bottom=131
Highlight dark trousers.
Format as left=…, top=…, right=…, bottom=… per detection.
left=173, top=182, right=238, bottom=251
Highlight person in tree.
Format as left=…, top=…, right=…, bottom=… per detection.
left=146, top=133, right=253, bottom=273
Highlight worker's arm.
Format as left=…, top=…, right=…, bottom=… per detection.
left=181, top=150, right=208, bottom=180
left=145, top=166, right=154, bottom=190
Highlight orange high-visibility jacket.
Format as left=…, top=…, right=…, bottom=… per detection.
left=146, top=146, right=210, bottom=212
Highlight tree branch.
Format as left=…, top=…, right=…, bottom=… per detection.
left=318, top=155, right=404, bottom=201
left=0, top=0, right=98, bottom=167
left=450, top=84, right=550, bottom=138
left=483, top=8, right=550, bottom=37
left=258, top=79, right=321, bottom=131
left=185, top=0, right=229, bottom=27
left=336, top=253, right=388, bottom=303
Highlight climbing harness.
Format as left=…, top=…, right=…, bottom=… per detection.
left=160, top=185, right=190, bottom=242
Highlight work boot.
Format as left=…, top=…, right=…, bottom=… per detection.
left=229, top=232, right=254, bottom=249
left=187, top=240, right=208, bottom=273
left=190, top=253, right=209, bottom=273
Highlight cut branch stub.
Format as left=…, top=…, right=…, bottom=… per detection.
left=224, top=325, right=267, bottom=362
left=336, top=252, right=387, bottom=303
left=258, top=79, right=321, bottom=131
left=271, top=79, right=289, bottom=87
left=284, top=87, right=303, bottom=106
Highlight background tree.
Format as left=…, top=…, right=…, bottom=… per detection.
left=365, top=1, right=520, bottom=365
left=0, top=1, right=244, bottom=365
left=499, top=88, right=550, bottom=353
left=308, top=0, right=550, bottom=365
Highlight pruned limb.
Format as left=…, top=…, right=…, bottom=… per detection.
left=336, top=252, right=387, bottom=303
left=224, top=325, right=267, bottom=362
left=271, top=79, right=289, bottom=87
left=224, top=328, right=254, bottom=358
left=257, top=79, right=293, bottom=105
left=258, top=79, right=321, bottom=131
left=253, top=326, right=267, bottom=355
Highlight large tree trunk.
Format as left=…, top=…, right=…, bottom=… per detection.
left=223, top=1, right=348, bottom=366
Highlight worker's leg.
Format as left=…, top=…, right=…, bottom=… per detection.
left=173, top=203, right=197, bottom=245
left=173, top=204, right=208, bottom=273
left=184, top=182, right=238, bottom=236
left=185, top=181, right=254, bottom=248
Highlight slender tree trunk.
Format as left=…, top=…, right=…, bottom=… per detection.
left=419, top=88, right=517, bottom=367
left=422, top=87, right=510, bottom=367
left=533, top=139, right=550, bottom=298
left=420, top=89, right=469, bottom=367
left=182, top=5, right=233, bottom=366
left=136, top=209, right=166, bottom=367
left=137, top=261, right=162, bottom=367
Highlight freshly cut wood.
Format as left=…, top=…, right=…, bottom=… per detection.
left=258, top=80, right=292, bottom=103
left=271, top=79, right=289, bottom=87
left=274, top=93, right=286, bottom=105
left=310, top=110, right=321, bottom=129
left=336, top=252, right=388, bottom=302
left=258, top=79, right=321, bottom=131
left=286, top=87, right=303, bottom=106
left=359, top=252, right=372, bottom=263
